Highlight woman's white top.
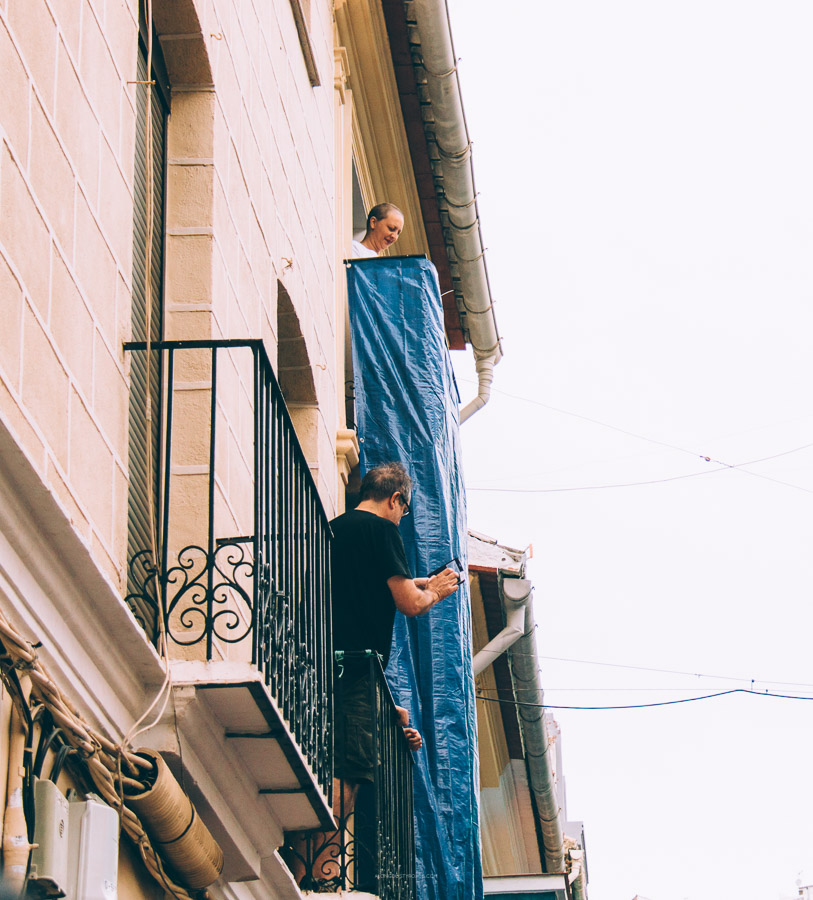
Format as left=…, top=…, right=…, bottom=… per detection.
left=352, top=240, right=378, bottom=259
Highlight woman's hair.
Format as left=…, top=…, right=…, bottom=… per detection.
left=366, top=202, right=403, bottom=231
left=359, top=462, right=411, bottom=504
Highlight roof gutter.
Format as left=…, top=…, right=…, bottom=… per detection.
left=407, top=0, right=503, bottom=421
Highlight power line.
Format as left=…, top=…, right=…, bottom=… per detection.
left=535, top=654, right=813, bottom=689
left=475, top=688, right=813, bottom=711
left=473, top=384, right=704, bottom=460
left=476, top=686, right=813, bottom=694
left=474, top=644, right=813, bottom=690
left=467, top=441, right=813, bottom=495
left=459, top=379, right=813, bottom=495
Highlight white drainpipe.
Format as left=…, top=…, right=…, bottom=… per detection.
left=460, top=356, right=495, bottom=425
left=472, top=577, right=530, bottom=676
left=409, top=0, right=502, bottom=421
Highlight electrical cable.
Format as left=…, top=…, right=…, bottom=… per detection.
left=49, top=744, right=76, bottom=784
left=535, top=653, right=813, bottom=688
left=460, top=378, right=813, bottom=464
left=32, top=715, right=62, bottom=779
left=467, top=441, right=813, bottom=494
left=474, top=642, right=813, bottom=690
left=459, top=378, right=813, bottom=495
left=476, top=688, right=813, bottom=711
left=458, top=379, right=710, bottom=459
left=476, top=686, right=813, bottom=693
left=0, top=619, right=194, bottom=899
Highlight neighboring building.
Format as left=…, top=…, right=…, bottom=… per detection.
left=0, top=1, right=499, bottom=899
left=469, top=531, right=589, bottom=900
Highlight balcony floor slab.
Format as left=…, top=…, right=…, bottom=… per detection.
left=172, top=660, right=335, bottom=832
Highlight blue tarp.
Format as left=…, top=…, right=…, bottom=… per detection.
left=347, top=256, right=482, bottom=900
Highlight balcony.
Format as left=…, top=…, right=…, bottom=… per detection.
left=123, top=339, right=333, bottom=843
left=285, top=652, right=415, bottom=899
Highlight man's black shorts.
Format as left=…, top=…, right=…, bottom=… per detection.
left=334, top=673, right=374, bottom=783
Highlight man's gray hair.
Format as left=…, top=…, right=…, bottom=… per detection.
left=359, top=462, right=412, bottom=504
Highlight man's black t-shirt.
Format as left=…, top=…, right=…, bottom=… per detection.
left=330, top=509, right=412, bottom=667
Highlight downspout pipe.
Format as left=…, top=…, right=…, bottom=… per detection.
left=507, top=587, right=565, bottom=875
left=472, top=577, right=530, bottom=676
left=409, top=0, right=502, bottom=420
left=569, top=849, right=588, bottom=900
left=459, top=356, right=494, bottom=425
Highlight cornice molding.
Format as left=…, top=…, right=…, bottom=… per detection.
left=334, top=46, right=351, bottom=102
left=334, top=0, right=428, bottom=255
left=0, top=415, right=164, bottom=744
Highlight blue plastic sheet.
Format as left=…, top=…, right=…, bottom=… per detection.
left=347, top=257, right=482, bottom=900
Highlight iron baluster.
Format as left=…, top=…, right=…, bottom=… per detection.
left=123, top=339, right=333, bottom=798
left=288, top=652, right=415, bottom=898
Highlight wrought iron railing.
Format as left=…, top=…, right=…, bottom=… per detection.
left=286, top=651, right=415, bottom=899
left=123, top=339, right=332, bottom=796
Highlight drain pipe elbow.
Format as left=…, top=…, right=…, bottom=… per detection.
left=569, top=849, right=588, bottom=900
left=460, top=355, right=496, bottom=424
left=472, top=578, right=531, bottom=676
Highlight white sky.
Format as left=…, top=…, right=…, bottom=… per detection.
left=446, top=3, right=813, bottom=899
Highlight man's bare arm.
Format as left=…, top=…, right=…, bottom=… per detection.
left=387, top=569, right=460, bottom=618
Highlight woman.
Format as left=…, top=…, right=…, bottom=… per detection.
left=352, top=202, right=404, bottom=257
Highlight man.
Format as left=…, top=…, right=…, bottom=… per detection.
left=351, top=202, right=404, bottom=258
left=309, top=462, right=458, bottom=890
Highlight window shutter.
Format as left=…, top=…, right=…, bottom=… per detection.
left=127, top=39, right=167, bottom=641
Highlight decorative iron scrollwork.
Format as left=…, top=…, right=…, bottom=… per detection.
left=124, top=549, right=160, bottom=639
left=124, top=341, right=333, bottom=799
left=164, top=541, right=255, bottom=646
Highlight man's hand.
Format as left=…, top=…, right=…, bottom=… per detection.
left=403, top=727, right=422, bottom=751
left=426, top=568, right=460, bottom=603
left=395, top=705, right=422, bottom=751
left=388, top=568, right=461, bottom=617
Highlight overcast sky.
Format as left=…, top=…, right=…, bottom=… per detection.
left=446, top=3, right=813, bottom=899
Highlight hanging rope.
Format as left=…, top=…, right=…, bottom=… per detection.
left=0, top=604, right=194, bottom=899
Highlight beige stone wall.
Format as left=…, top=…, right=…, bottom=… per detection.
left=203, top=0, right=339, bottom=510
left=0, top=0, right=342, bottom=892
left=0, top=0, right=138, bottom=592
left=0, top=0, right=341, bottom=608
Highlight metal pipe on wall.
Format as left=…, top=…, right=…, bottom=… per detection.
left=408, top=0, right=502, bottom=420
left=505, top=585, right=566, bottom=875
left=472, top=577, right=530, bottom=676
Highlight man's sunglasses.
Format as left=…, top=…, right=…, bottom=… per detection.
left=396, top=493, right=410, bottom=516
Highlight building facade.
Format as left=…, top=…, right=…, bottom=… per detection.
left=0, top=0, right=501, bottom=897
